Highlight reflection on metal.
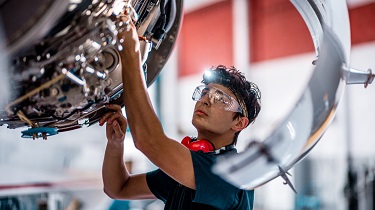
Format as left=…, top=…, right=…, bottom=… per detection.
left=290, top=0, right=326, bottom=57
left=343, top=67, right=375, bottom=88
left=0, top=0, right=183, bottom=139
left=293, top=0, right=374, bottom=88
left=213, top=0, right=353, bottom=190
left=291, top=0, right=351, bottom=63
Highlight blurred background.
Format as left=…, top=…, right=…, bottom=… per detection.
left=0, top=0, right=375, bottom=209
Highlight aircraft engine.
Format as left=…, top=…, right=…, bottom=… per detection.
left=0, top=0, right=183, bottom=139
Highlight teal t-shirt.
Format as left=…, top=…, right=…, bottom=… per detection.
left=146, top=150, right=254, bottom=210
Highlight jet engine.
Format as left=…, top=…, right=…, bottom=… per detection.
left=0, top=0, right=183, bottom=139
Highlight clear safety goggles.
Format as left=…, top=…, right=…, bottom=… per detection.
left=192, top=85, right=243, bottom=114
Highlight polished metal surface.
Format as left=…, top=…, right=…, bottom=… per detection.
left=213, top=0, right=351, bottom=189
left=0, top=0, right=183, bottom=138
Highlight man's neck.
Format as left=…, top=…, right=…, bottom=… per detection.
left=197, top=132, right=235, bottom=149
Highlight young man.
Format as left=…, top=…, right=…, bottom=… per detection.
left=99, top=19, right=261, bottom=210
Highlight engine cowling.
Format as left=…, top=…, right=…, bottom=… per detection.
left=0, top=0, right=183, bottom=139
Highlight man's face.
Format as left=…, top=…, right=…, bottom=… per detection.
left=192, top=83, right=240, bottom=135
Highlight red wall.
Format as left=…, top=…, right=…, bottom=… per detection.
left=178, top=1, right=375, bottom=77
left=249, top=0, right=314, bottom=62
left=349, top=3, right=375, bottom=44
left=177, top=0, right=233, bottom=77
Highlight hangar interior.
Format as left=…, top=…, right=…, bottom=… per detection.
left=0, top=0, right=375, bottom=209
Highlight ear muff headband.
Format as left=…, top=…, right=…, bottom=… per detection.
left=181, top=136, right=235, bottom=154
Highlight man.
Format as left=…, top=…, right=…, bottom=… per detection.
left=99, top=18, right=261, bottom=210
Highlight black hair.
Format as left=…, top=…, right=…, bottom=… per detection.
left=201, top=65, right=261, bottom=144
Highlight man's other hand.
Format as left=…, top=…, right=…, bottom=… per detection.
left=99, top=104, right=127, bottom=144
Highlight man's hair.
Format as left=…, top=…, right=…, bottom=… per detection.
left=201, top=65, right=261, bottom=144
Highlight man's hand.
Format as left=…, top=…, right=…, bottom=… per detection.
left=117, top=16, right=141, bottom=69
left=99, top=104, right=127, bottom=144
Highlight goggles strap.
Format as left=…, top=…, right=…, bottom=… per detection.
left=228, top=87, right=248, bottom=118
left=238, top=99, right=248, bottom=118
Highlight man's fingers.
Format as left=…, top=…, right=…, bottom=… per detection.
left=117, top=18, right=138, bottom=45
left=99, top=104, right=124, bottom=126
left=112, top=120, right=125, bottom=139
left=111, top=117, right=126, bottom=131
left=99, top=112, right=114, bottom=126
left=106, top=104, right=122, bottom=112
left=106, top=112, right=126, bottom=125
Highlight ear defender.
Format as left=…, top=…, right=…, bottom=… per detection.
left=181, top=136, right=215, bottom=153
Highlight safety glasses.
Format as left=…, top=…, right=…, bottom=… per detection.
left=192, top=85, right=243, bottom=114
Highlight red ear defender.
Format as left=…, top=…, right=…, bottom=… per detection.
left=181, top=136, right=192, bottom=147
left=181, top=136, right=215, bottom=153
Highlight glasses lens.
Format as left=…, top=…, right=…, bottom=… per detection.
left=192, top=86, right=204, bottom=101
left=211, top=89, right=231, bottom=107
left=192, top=85, right=243, bottom=114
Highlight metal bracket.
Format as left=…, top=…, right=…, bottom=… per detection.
left=342, top=65, right=375, bottom=88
